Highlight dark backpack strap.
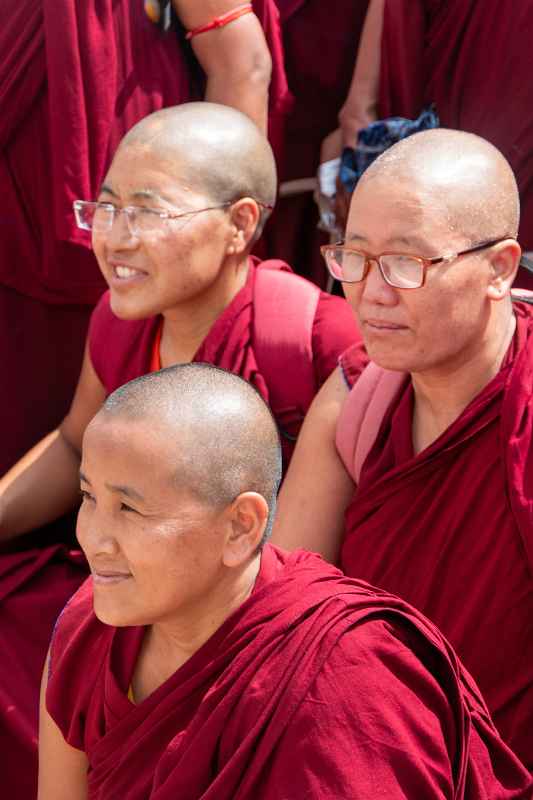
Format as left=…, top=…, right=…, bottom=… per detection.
left=253, top=263, right=321, bottom=426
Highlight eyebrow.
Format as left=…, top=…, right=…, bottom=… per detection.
left=79, top=471, right=145, bottom=502
left=98, top=184, right=176, bottom=206
left=346, top=232, right=432, bottom=252
left=98, top=184, right=118, bottom=198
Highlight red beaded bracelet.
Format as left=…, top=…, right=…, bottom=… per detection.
left=186, top=4, right=253, bottom=40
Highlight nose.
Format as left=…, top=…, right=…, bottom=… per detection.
left=77, top=511, right=120, bottom=560
left=360, top=257, right=398, bottom=305
left=103, top=208, right=138, bottom=249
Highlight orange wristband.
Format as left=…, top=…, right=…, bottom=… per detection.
left=185, top=4, right=253, bottom=40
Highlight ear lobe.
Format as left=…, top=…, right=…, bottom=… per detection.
left=222, top=492, right=269, bottom=568
left=487, top=240, right=521, bottom=301
left=227, top=199, right=260, bottom=255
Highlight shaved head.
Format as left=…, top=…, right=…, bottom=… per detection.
left=97, top=364, right=282, bottom=542
left=359, top=129, right=520, bottom=244
left=119, top=103, right=277, bottom=236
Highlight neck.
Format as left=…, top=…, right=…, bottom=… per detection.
left=160, top=255, right=250, bottom=364
left=138, top=556, right=261, bottom=692
left=411, top=309, right=516, bottom=454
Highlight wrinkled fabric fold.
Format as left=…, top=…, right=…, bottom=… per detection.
left=47, top=546, right=532, bottom=798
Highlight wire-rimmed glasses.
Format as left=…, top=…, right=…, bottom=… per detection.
left=320, top=237, right=513, bottom=289
left=73, top=200, right=237, bottom=238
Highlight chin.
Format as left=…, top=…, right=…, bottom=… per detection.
left=92, top=596, right=139, bottom=628
left=108, top=293, right=158, bottom=322
left=365, top=345, right=413, bottom=373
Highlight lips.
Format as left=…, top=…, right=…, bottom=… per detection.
left=92, top=569, right=132, bottom=585
left=108, top=261, right=148, bottom=283
left=364, top=318, right=407, bottom=331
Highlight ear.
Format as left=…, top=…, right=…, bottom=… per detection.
left=221, top=492, right=269, bottom=567
left=225, top=199, right=261, bottom=256
left=486, top=239, right=521, bottom=300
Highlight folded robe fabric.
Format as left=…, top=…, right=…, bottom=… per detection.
left=47, top=545, right=532, bottom=799
left=339, top=302, right=533, bottom=768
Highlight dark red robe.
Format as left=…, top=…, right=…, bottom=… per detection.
left=379, top=0, right=533, bottom=288
left=46, top=545, right=532, bottom=798
left=339, top=302, right=533, bottom=768
left=264, top=1, right=369, bottom=285
left=1, top=259, right=361, bottom=799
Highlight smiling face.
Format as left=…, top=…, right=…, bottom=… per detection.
left=342, top=175, right=503, bottom=375
left=77, top=414, right=234, bottom=628
left=92, top=144, right=238, bottom=321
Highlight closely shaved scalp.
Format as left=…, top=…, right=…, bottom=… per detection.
left=360, top=129, right=520, bottom=244
left=100, top=364, right=282, bottom=542
left=121, top=103, right=277, bottom=235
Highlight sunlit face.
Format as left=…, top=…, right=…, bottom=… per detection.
left=92, top=144, right=235, bottom=320
left=77, top=415, right=231, bottom=628
left=343, top=176, right=495, bottom=375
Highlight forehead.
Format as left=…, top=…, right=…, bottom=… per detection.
left=102, top=143, right=206, bottom=203
left=347, top=175, right=460, bottom=252
left=82, top=415, right=175, bottom=483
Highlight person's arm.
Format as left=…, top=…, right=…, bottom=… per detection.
left=272, top=368, right=354, bottom=564
left=338, top=0, right=385, bottom=147
left=0, top=342, right=106, bottom=540
left=38, top=651, right=89, bottom=800
left=319, top=0, right=385, bottom=168
left=172, top=1, right=272, bottom=132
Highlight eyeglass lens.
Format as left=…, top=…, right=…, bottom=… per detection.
left=325, top=248, right=425, bottom=289
left=76, top=203, right=165, bottom=236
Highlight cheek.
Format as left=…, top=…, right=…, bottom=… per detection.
left=342, top=283, right=364, bottom=313
left=91, top=233, right=106, bottom=269
left=151, top=229, right=222, bottom=285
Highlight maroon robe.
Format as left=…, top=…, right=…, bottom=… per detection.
left=379, top=0, right=533, bottom=289
left=339, top=302, right=533, bottom=768
left=263, top=1, right=369, bottom=285
left=46, top=545, right=532, bottom=799
left=0, top=259, right=360, bottom=799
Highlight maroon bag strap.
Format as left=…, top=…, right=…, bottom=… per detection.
left=253, top=262, right=321, bottom=421
left=336, top=362, right=406, bottom=484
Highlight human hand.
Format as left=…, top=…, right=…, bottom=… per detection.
left=320, top=127, right=344, bottom=166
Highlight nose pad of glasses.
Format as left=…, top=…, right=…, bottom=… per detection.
left=364, top=256, right=396, bottom=291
